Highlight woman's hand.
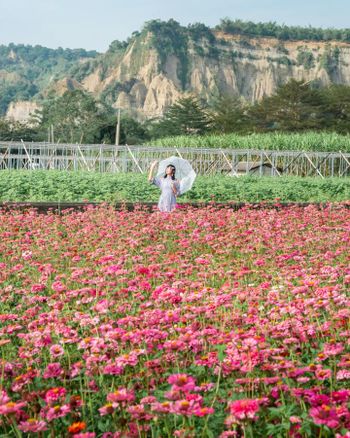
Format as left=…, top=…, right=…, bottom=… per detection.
left=148, top=160, right=158, bottom=181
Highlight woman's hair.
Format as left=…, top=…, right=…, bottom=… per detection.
left=164, top=164, right=176, bottom=180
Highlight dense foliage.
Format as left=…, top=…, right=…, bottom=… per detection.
left=0, top=171, right=349, bottom=203
left=150, top=81, right=350, bottom=142
left=0, top=44, right=98, bottom=115
left=149, top=131, right=350, bottom=153
left=2, top=80, right=350, bottom=145
left=0, top=90, right=149, bottom=145
left=216, top=18, right=350, bottom=42
left=149, top=96, right=212, bottom=138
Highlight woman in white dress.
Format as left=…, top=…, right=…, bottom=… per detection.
left=148, top=161, right=180, bottom=212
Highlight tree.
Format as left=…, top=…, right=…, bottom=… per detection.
left=323, top=84, right=350, bottom=133
left=210, top=95, right=249, bottom=133
left=152, top=96, right=212, bottom=138
left=247, top=80, right=325, bottom=132
left=119, top=116, right=150, bottom=144
left=33, top=90, right=112, bottom=143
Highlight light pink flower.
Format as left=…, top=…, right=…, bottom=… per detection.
left=336, top=370, right=350, bottom=380
left=49, top=344, right=64, bottom=358
left=0, top=401, right=26, bottom=414
left=18, top=419, right=48, bottom=432
left=44, top=404, right=71, bottom=422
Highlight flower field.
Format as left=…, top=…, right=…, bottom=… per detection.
left=0, top=204, right=349, bottom=437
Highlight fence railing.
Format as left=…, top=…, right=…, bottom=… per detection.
left=0, top=141, right=349, bottom=177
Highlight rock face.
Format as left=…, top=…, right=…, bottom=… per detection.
left=3, top=27, right=350, bottom=121
left=79, top=31, right=350, bottom=119
left=6, top=101, right=41, bottom=124
left=47, top=77, right=83, bottom=96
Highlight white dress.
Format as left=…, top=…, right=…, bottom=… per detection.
left=151, top=176, right=180, bottom=212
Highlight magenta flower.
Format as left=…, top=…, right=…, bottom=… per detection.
left=309, top=405, right=340, bottom=428
left=45, top=387, right=67, bottom=404
left=43, top=362, right=63, bottom=379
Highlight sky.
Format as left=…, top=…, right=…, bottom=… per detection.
left=0, top=0, right=349, bottom=52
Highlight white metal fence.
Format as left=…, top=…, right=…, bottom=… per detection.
left=0, top=141, right=349, bottom=177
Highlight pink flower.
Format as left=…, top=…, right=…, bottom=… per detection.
left=227, top=398, right=261, bottom=422
left=150, top=401, right=172, bottom=413
left=0, top=401, right=26, bottom=414
left=331, top=390, right=350, bottom=403
left=0, top=390, right=10, bottom=404
left=323, top=343, right=344, bottom=357
left=102, top=364, right=124, bottom=375
left=31, top=284, right=46, bottom=292
left=43, top=362, right=63, bottom=379
left=98, top=403, right=115, bottom=416
left=309, top=405, right=340, bottom=428
left=18, top=419, right=48, bottom=432
left=44, top=404, right=71, bottom=422
left=140, top=396, right=157, bottom=404
left=195, top=257, right=210, bottom=265
left=127, top=404, right=153, bottom=421
left=22, top=250, right=32, bottom=260
left=49, top=344, right=64, bottom=358
left=51, top=281, right=66, bottom=292
left=72, top=434, right=96, bottom=438
left=172, top=399, right=200, bottom=416
left=193, top=406, right=215, bottom=416
left=315, top=367, right=332, bottom=380
left=45, top=387, right=67, bottom=404
left=168, top=374, right=196, bottom=392
left=106, top=388, right=135, bottom=405
left=336, top=370, right=350, bottom=380
left=101, top=433, right=122, bottom=438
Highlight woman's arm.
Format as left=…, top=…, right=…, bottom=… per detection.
left=148, top=160, right=158, bottom=182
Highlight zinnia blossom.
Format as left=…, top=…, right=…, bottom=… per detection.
left=18, top=419, right=48, bottom=433
left=227, top=398, right=261, bottom=422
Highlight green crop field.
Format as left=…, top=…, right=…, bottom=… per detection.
left=0, top=171, right=349, bottom=203
left=148, top=132, right=350, bottom=152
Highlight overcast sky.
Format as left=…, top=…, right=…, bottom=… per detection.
left=0, top=0, right=349, bottom=52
